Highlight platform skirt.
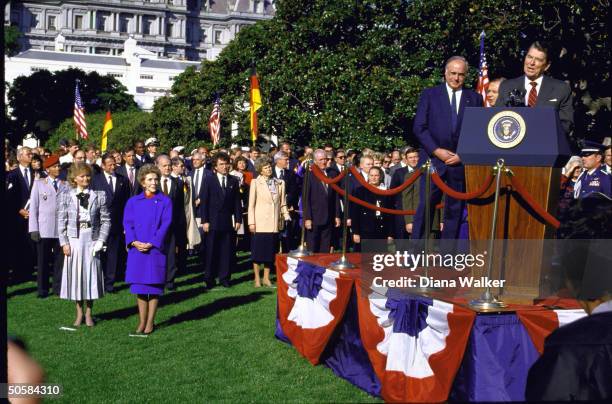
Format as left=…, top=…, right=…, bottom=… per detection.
left=60, top=228, right=104, bottom=301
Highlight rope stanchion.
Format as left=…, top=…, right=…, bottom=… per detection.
left=508, top=175, right=561, bottom=229
left=348, top=166, right=421, bottom=195
left=431, top=171, right=495, bottom=200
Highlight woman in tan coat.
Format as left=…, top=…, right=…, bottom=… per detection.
left=248, top=157, right=290, bottom=287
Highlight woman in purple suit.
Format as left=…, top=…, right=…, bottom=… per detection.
left=123, top=164, right=172, bottom=335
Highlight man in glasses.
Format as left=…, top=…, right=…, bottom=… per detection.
left=333, top=149, right=346, bottom=173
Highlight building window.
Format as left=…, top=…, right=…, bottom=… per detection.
left=31, top=14, right=40, bottom=29
left=214, top=30, right=223, bottom=44
left=74, top=15, right=83, bottom=30
left=108, top=73, right=123, bottom=78
left=140, top=74, right=154, bottom=80
left=142, top=16, right=154, bottom=35
left=166, top=22, right=174, bottom=37
left=169, top=76, right=176, bottom=81
left=31, top=67, right=45, bottom=72
left=119, top=14, right=129, bottom=33
left=47, top=15, right=57, bottom=31
left=95, top=47, right=111, bottom=55
left=72, top=46, right=87, bottom=53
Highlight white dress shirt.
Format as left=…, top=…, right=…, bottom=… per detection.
left=445, top=83, right=462, bottom=114
left=524, top=75, right=544, bottom=105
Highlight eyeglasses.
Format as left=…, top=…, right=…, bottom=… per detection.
left=383, top=160, right=391, bottom=164
left=336, top=155, right=346, bottom=159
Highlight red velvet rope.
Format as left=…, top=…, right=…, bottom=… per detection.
left=509, top=175, right=561, bottom=229
left=329, top=182, right=418, bottom=215
left=348, top=166, right=422, bottom=195
left=309, top=165, right=347, bottom=184
left=431, top=172, right=495, bottom=200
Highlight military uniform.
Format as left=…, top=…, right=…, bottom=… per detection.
left=574, top=166, right=611, bottom=199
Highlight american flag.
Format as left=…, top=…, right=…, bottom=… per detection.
left=74, top=80, right=89, bottom=139
left=476, top=31, right=490, bottom=107
left=209, top=94, right=221, bottom=146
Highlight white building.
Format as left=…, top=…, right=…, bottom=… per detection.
left=5, top=37, right=201, bottom=111
left=5, top=0, right=275, bottom=61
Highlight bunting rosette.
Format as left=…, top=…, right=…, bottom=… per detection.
left=277, top=258, right=354, bottom=364
left=356, top=284, right=476, bottom=402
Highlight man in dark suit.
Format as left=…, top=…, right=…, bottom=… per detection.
left=132, top=140, right=145, bottom=168
left=412, top=56, right=483, bottom=240
left=390, top=147, right=419, bottom=239
left=280, top=141, right=300, bottom=173
left=157, top=155, right=186, bottom=290
left=303, top=149, right=341, bottom=253
left=272, top=151, right=300, bottom=252
left=190, top=152, right=210, bottom=269
left=116, top=146, right=142, bottom=196
left=91, top=153, right=131, bottom=292
left=7, top=146, right=35, bottom=283
left=201, top=152, right=242, bottom=288
left=495, top=41, right=574, bottom=136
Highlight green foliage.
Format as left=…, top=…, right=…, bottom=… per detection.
left=47, top=110, right=151, bottom=152
left=4, top=25, right=21, bottom=56
left=7, top=68, right=138, bottom=147
left=147, top=0, right=612, bottom=149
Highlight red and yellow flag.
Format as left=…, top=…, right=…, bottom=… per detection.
left=101, top=110, right=113, bottom=152
left=249, top=69, right=262, bottom=145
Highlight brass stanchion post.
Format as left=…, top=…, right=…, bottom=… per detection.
left=330, top=165, right=355, bottom=270
left=289, top=160, right=313, bottom=258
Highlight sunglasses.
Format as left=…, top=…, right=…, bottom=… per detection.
left=383, top=160, right=391, bottom=164
left=337, top=156, right=346, bottom=159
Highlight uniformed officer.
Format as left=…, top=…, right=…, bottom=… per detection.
left=574, top=141, right=612, bottom=199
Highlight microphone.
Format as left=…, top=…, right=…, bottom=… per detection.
left=506, top=88, right=527, bottom=107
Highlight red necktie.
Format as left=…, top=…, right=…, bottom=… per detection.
left=528, top=81, right=538, bottom=107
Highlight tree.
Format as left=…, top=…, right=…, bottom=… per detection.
left=7, top=68, right=138, bottom=146
left=151, top=0, right=609, bottom=150
left=4, top=25, right=21, bottom=56
left=46, top=110, right=152, bottom=152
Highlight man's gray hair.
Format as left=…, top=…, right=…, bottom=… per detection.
left=273, top=150, right=288, bottom=163
left=16, top=146, right=31, bottom=158
left=155, top=154, right=171, bottom=165
left=445, top=55, right=469, bottom=71
left=313, top=149, right=326, bottom=159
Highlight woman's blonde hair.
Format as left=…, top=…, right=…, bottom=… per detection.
left=137, top=164, right=162, bottom=186
left=67, top=162, right=93, bottom=187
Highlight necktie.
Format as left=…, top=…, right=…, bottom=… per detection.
left=528, top=81, right=538, bottom=107
left=194, top=169, right=200, bottom=195
left=450, top=90, right=458, bottom=132
left=222, top=175, right=226, bottom=190
left=163, top=178, right=169, bottom=195
left=128, top=167, right=134, bottom=186
left=280, top=169, right=284, bottom=180
left=24, top=168, right=30, bottom=189
left=52, top=179, right=58, bottom=192
left=108, top=175, right=114, bottom=194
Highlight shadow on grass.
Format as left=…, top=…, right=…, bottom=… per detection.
left=96, top=285, right=208, bottom=321
left=157, top=291, right=273, bottom=328
left=7, top=286, right=38, bottom=299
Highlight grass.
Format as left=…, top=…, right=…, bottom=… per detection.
left=7, top=253, right=380, bottom=403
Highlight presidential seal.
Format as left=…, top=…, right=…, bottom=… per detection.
left=487, top=111, right=526, bottom=149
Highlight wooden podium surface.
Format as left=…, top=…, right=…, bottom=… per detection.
left=465, top=165, right=561, bottom=299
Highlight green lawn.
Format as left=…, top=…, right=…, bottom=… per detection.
left=7, top=254, right=380, bottom=403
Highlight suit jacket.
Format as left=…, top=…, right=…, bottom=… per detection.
left=7, top=166, right=33, bottom=214
left=495, top=75, right=574, bottom=135
left=28, top=177, right=69, bottom=238
left=351, top=186, right=394, bottom=238
left=56, top=188, right=111, bottom=246
left=303, top=168, right=339, bottom=226
left=91, top=172, right=131, bottom=235
left=272, top=167, right=300, bottom=211
left=413, top=84, right=482, bottom=172
left=123, top=192, right=173, bottom=285
left=200, top=173, right=242, bottom=231
left=161, top=176, right=187, bottom=240
left=116, top=164, right=141, bottom=196
left=248, top=176, right=290, bottom=233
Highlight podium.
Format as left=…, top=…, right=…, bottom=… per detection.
left=457, top=107, right=571, bottom=300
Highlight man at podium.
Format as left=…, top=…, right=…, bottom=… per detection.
left=412, top=56, right=483, bottom=239
left=495, top=41, right=574, bottom=136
